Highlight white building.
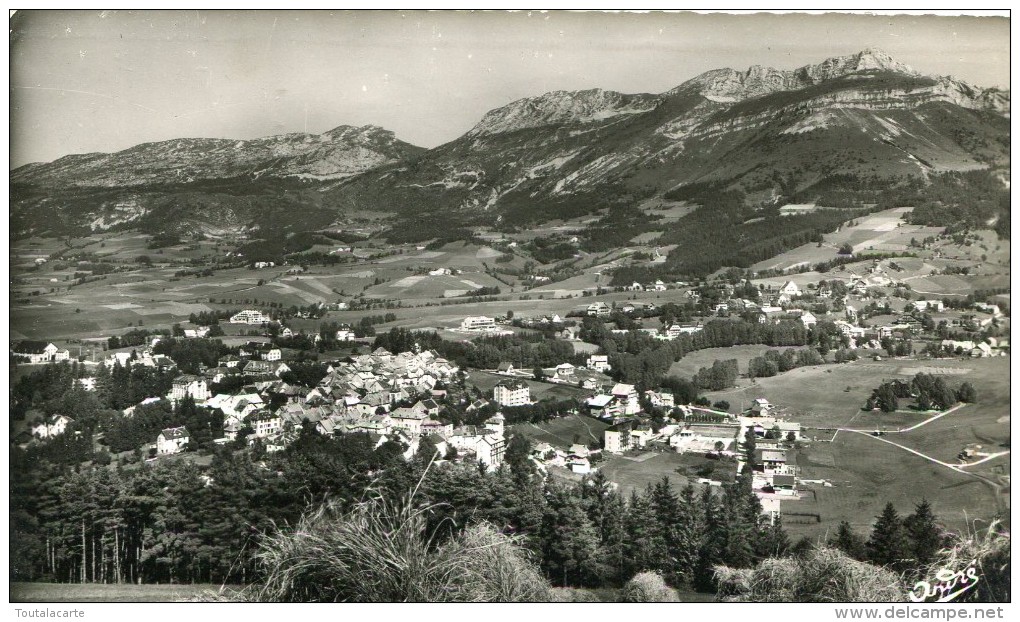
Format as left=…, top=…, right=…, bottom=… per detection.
left=32, top=414, right=74, bottom=439
left=13, top=341, right=60, bottom=364
left=586, top=302, right=611, bottom=317
left=170, top=375, right=210, bottom=403
left=157, top=426, right=190, bottom=455
left=587, top=354, right=611, bottom=373
left=779, top=281, right=801, bottom=297
left=493, top=380, right=530, bottom=407
left=611, top=383, right=641, bottom=415
left=230, top=309, right=271, bottom=325
left=604, top=421, right=632, bottom=454
left=461, top=316, right=496, bottom=331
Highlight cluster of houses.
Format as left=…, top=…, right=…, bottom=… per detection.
left=141, top=346, right=510, bottom=470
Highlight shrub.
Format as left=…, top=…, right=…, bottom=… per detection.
left=620, top=571, right=680, bottom=602
left=252, top=483, right=550, bottom=602
left=714, top=547, right=902, bottom=602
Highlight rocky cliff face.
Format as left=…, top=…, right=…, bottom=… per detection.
left=10, top=49, right=1010, bottom=238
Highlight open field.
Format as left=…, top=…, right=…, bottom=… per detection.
left=703, top=356, right=1009, bottom=431
left=667, top=344, right=799, bottom=380
left=465, top=371, right=590, bottom=402
left=10, top=582, right=246, bottom=602
left=598, top=451, right=692, bottom=498
left=750, top=207, right=943, bottom=273
left=788, top=430, right=1006, bottom=542
left=513, top=414, right=609, bottom=449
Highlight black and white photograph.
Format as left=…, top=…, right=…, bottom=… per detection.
left=7, top=8, right=1012, bottom=608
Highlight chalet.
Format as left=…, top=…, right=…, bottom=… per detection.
left=493, top=380, right=530, bottom=406
left=157, top=426, right=190, bottom=455
left=604, top=421, right=632, bottom=454
left=797, top=311, right=818, bottom=329
left=13, top=341, right=60, bottom=364
left=652, top=280, right=667, bottom=291
left=586, top=354, right=611, bottom=373
left=497, top=361, right=516, bottom=375
left=620, top=304, right=637, bottom=314
left=779, top=281, right=801, bottom=297
left=32, top=414, right=74, bottom=439
left=970, top=342, right=994, bottom=358
left=465, top=398, right=491, bottom=412
left=559, top=326, right=581, bottom=341
left=586, top=302, right=611, bottom=317
left=336, top=329, right=357, bottom=341
left=644, top=390, right=674, bottom=408
left=586, top=394, right=622, bottom=420
left=750, top=398, right=773, bottom=416
left=611, top=383, right=641, bottom=415
left=219, top=354, right=242, bottom=368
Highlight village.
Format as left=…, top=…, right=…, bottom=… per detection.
left=12, top=256, right=1009, bottom=530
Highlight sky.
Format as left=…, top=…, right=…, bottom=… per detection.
left=9, top=10, right=1011, bottom=168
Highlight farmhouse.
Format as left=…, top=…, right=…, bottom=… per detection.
left=586, top=302, right=611, bottom=317
left=461, top=316, right=496, bottom=331
left=779, top=281, right=801, bottom=297
left=31, top=414, right=75, bottom=439
left=157, top=426, right=190, bottom=455
left=230, top=309, right=271, bottom=325
left=493, top=379, right=530, bottom=406
left=497, top=361, right=516, bottom=375
left=644, top=390, right=674, bottom=408
left=13, top=341, right=63, bottom=364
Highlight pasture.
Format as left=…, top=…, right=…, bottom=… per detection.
left=513, top=414, right=609, bottom=449
left=788, top=430, right=1005, bottom=542
left=598, top=451, right=692, bottom=498
left=750, top=207, right=943, bottom=273
left=667, top=344, right=800, bottom=380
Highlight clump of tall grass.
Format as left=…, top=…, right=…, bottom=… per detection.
left=251, top=483, right=550, bottom=602
left=915, top=519, right=1010, bottom=603
left=620, top=571, right=680, bottom=602
left=714, top=547, right=903, bottom=602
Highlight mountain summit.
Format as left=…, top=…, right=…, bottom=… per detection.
left=10, top=49, right=1010, bottom=239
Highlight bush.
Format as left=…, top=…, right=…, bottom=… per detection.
left=714, top=547, right=902, bottom=602
left=252, top=484, right=550, bottom=602
left=620, top=571, right=680, bottom=602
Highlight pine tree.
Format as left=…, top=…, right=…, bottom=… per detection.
left=829, top=520, right=868, bottom=560
left=904, top=499, right=944, bottom=568
left=694, top=485, right=727, bottom=592
left=539, top=484, right=600, bottom=587
left=867, top=502, right=911, bottom=570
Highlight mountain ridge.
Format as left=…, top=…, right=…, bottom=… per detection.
left=10, top=49, right=1010, bottom=240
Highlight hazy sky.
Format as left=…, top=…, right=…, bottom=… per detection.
left=9, top=10, right=1010, bottom=168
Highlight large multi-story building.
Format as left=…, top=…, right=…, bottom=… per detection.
left=229, top=309, right=271, bottom=325
left=493, top=380, right=530, bottom=407
left=460, top=316, right=496, bottom=331
left=170, top=375, right=210, bottom=402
